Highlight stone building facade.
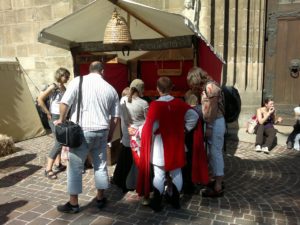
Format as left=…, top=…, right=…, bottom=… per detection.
left=0, top=0, right=266, bottom=127
left=0, top=0, right=93, bottom=97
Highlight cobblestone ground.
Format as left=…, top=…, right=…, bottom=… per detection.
left=1, top=134, right=300, bottom=225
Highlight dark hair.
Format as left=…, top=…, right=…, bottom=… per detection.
left=263, top=97, right=273, bottom=106
left=128, top=87, right=139, bottom=103
left=157, top=77, right=173, bottom=94
left=89, top=61, right=103, bottom=73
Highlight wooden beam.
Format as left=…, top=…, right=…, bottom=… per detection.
left=71, top=36, right=193, bottom=53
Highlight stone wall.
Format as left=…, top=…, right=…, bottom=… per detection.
left=0, top=0, right=94, bottom=99
left=133, top=0, right=266, bottom=127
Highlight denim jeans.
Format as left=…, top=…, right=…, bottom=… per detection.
left=48, top=114, right=63, bottom=159
left=207, top=117, right=226, bottom=177
left=67, top=129, right=109, bottom=195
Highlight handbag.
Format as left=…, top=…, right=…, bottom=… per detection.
left=55, top=76, right=83, bottom=148
left=246, top=115, right=258, bottom=134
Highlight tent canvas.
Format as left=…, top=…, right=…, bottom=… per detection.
left=0, top=59, right=45, bottom=142
left=38, top=0, right=224, bottom=63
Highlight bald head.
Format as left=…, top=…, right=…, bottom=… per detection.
left=89, top=61, right=104, bottom=74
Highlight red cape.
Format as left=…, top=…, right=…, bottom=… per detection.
left=136, top=99, right=209, bottom=197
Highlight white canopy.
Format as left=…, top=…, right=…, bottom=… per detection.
left=38, top=0, right=224, bottom=62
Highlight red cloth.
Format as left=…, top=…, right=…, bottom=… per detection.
left=136, top=99, right=209, bottom=197
left=192, top=121, right=209, bottom=184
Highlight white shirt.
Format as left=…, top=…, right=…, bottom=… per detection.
left=50, top=90, right=64, bottom=115
left=61, top=73, right=120, bottom=131
left=150, top=95, right=199, bottom=166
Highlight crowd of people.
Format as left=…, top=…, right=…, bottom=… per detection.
left=37, top=60, right=298, bottom=214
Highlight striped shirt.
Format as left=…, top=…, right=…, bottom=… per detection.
left=61, top=73, right=120, bottom=131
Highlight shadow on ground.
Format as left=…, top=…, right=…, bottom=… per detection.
left=0, top=154, right=42, bottom=188
left=0, top=200, right=28, bottom=225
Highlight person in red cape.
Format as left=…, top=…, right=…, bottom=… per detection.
left=135, top=77, right=209, bottom=212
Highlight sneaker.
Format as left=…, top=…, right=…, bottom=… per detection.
left=261, top=147, right=270, bottom=154
left=255, top=145, right=262, bottom=152
left=96, top=197, right=107, bottom=209
left=57, top=202, right=80, bottom=214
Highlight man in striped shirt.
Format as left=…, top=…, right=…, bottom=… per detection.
left=55, top=61, right=120, bottom=213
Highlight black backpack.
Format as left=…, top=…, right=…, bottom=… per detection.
left=221, top=85, right=241, bottom=123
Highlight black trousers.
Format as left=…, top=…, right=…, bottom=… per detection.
left=255, top=124, right=277, bottom=149
left=112, top=145, right=133, bottom=191
left=286, top=121, right=300, bottom=144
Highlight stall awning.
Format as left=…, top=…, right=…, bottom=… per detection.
left=38, top=0, right=224, bottom=62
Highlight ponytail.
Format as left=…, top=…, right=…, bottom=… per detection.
left=128, top=87, right=139, bottom=103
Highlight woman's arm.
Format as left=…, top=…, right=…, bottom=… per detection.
left=37, top=84, right=56, bottom=120
left=257, top=108, right=269, bottom=125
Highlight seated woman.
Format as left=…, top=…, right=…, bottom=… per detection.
left=255, top=98, right=283, bottom=153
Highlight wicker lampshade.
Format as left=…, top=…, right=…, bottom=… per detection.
left=103, top=10, right=132, bottom=44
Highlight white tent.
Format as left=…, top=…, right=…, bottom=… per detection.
left=0, top=59, right=45, bottom=142
left=38, top=0, right=223, bottom=62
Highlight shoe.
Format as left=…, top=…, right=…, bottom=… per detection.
left=261, top=147, right=270, bottom=154
left=287, top=141, right=293, bottom=149
left=57, top=202, right=80, bottom=214
left=44, top=170, right=57, bottom=180
left=141, top=197, right=150, bottom=206
left=255, top=145, right=262, bottom=152
left=170, top=184, right=180, bottom=209
left=207, top=180, right=225, bottom=190
left=53, top=163, right=66, bottom=172
left=96, top=197, right=107, bottom=209
left=149, top=188, right=162, bottom=212
left=202, top=187, right=224, bottom=198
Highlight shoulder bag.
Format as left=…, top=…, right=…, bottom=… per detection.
left=55, top=76, right=83, bottom=148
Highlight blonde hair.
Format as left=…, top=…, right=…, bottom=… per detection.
left=185, top=93, right=199, bottom=106
left=54, top=67, right=70, bottom=82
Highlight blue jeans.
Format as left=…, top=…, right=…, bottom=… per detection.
left=207, top=117, right=226, bottom=177
left=67, top=129, right=109, bottom=195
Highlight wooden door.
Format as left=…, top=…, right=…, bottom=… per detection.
left=265, top=2, right=300, bottom=125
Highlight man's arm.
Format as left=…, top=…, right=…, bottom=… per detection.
left=53, top=103, right=69, bottom=125
left=107, top=117, right=120, bottom=143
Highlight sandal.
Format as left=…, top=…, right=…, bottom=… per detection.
left=44, top=170, right=57, bottom=180
left=53, top=163, right=66, bottom=172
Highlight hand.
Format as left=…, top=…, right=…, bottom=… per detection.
left=53, top=119, right=63, bottom=126
left=205, top=127, right=212, bottom=138
left=128, top=127, right=137, bottom=136
left=47, top=113, right=52, bottom=120
left=269, top=107, right=275, bottom=115
left=277, top=116, right=283, bottom=123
